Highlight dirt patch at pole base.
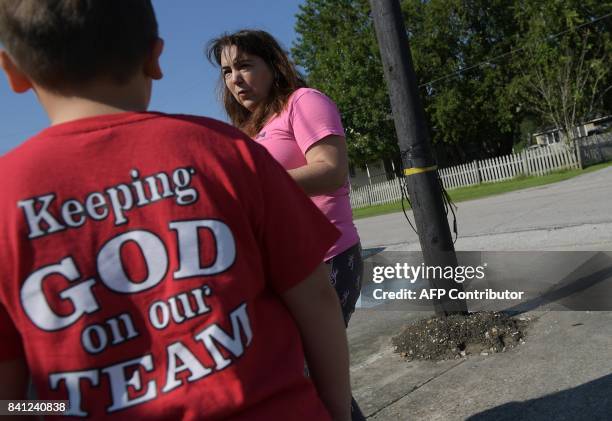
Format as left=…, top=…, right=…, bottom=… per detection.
left=392, top=312, right=530, bottom=361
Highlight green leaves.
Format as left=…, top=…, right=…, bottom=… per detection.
left=292, top=0, right=612, bottom=165
left=292, top=0, right=396, bottom=166
left=510, top=0, right=612, bottom=142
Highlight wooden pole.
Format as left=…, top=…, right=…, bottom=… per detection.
left=370, top=0, right=467, bottom=315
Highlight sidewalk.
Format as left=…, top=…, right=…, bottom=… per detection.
left=349, top=169, right=612, bottom=419
left=348, top=308, right=612, bottom=420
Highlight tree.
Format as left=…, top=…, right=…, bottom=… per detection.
left=292, top=0, right=612, bottom=166
left=509, top=0, right=612, bottom=143
left=400, top=0, right=521, bottom=163
left=293, top=0, right=524, bottom=166
left=292, top=0, right=397, bottom=166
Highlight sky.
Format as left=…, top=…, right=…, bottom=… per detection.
left=0, top=0, right=305, bottom=155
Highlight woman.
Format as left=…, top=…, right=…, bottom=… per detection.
left=207, top=30, right=366, bottom=420
left=207, top=30, right=363, bottom=327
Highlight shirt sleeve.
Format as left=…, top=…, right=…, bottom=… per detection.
left=251, top=143, right=341, bottom=294
left=0, top=301, right=24, bottom=361
left=290, top=90, right=346, bottom=155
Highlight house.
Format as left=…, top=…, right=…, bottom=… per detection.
left=533, top=115, right=612, bottom=145
left=349, top=158, right=400, bottom=189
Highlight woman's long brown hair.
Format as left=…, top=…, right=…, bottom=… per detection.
left=207, top=29, right=307, bottom=137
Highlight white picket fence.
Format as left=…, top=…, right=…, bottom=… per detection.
left=350, top=145, right=579, bottom=209
left=349, top=177, right=405, bottom=209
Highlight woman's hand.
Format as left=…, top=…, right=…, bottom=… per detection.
left=287, top=135, right=349, bottom=196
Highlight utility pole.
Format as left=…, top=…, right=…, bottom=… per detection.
left=369, top=0, right=467, bottom=316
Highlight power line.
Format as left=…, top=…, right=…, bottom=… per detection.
left=337, top=10, right=612, bottom=117
left=419, top=11, right=612, bottom=88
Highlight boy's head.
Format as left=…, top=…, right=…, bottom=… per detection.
left=0, top=0, right=162, bottom=94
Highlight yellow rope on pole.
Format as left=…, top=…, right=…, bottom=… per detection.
left=404, top=165, right=438, bottom=176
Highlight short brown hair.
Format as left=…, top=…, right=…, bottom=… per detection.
left=0, top=0, right=158, bottom=90
left=207, top=29, right=307, bottom=137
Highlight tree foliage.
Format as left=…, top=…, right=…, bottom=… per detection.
left=509, top=0, right=612, bottom=142
left=293, top=0, right=397, bottom=165
left=400, top=0, right=521, bottom=163
left=292, top=0, right=612, bottom=166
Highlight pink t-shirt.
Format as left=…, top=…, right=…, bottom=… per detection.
left=255, top=88, right=360, bottom=260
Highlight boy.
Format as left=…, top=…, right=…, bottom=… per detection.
left=0, top=1, right=351, bottom=420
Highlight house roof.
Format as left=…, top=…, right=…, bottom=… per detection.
left=532, top=115, right=612, bottom=137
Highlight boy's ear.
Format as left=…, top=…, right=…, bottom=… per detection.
left=0, top=50, right=33, bottom=93
left=144, top=38, right=164, bottom=80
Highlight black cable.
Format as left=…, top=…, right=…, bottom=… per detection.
left=338, top=10, right=612, bottom=118
left=399, top=176, right=418, bottom=236
left=398, top=172, right=459, bottom=244
left=438, top=175, right=459, bottom=244
left=419, top=10, right=612, bottom=89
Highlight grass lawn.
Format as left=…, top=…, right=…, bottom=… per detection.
left=352, top=161, right=612, bottom=220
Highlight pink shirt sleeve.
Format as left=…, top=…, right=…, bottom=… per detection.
left=290, top=89, right=346, bottom=155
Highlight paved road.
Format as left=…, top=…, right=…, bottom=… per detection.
left=355, top=166, right=612, bottom=251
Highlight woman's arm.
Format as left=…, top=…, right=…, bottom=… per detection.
left=287, top=135, right=349, bottom=196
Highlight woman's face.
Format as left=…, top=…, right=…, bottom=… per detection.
left=220, top=45, right=274, bottom=112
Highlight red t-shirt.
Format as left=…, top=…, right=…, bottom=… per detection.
left=0, top=112, right=340, bottom=420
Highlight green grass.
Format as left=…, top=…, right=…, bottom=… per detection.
left=353, top=161, right=612, bottom=220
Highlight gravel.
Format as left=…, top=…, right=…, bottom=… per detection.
left=392, top=312, right=530, bottom=361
